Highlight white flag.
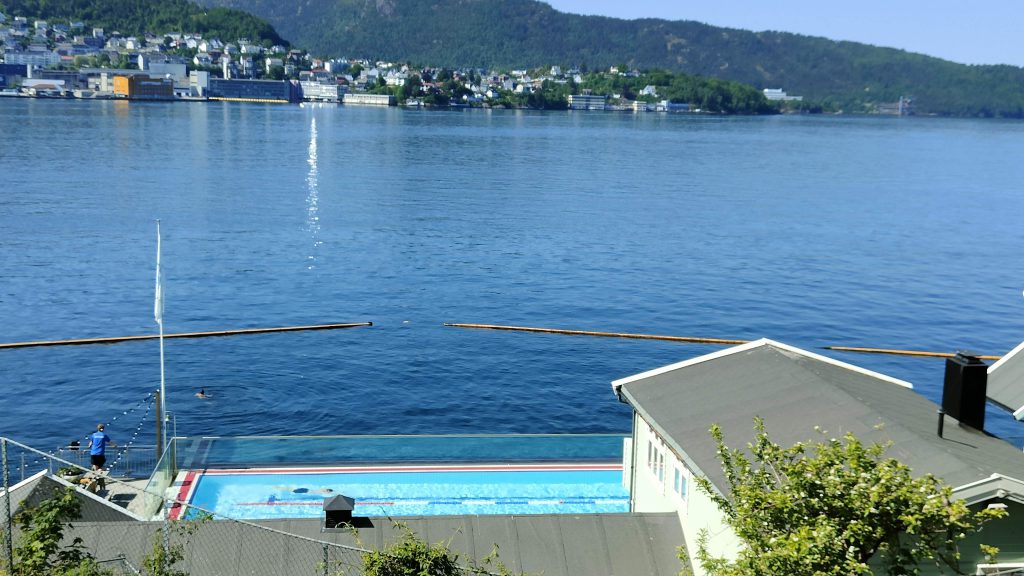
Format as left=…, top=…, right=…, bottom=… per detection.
left=154, top=221, right=164, bottom=326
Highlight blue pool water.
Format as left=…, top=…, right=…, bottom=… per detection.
left=187, top=467, right=630, bottom=519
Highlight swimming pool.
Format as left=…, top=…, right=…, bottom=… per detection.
left=176, top=463, right=630, bottom=519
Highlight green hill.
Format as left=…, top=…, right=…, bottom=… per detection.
left=0, top=0, right=287, bottom=47
left=193, top=0, right=1024, bottom=117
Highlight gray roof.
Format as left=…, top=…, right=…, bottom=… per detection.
left=615, top=339, right=1024, bottom=496
left=62, top=513, right=685, bottom=576
left=988, top=340, right=1024, bottom=419
left=1, top=471, right=140, bottom=522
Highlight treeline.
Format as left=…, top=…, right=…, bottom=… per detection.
left=0, top=0, right=287, bottom=46
left=196, top=0, right=1024, bottom=118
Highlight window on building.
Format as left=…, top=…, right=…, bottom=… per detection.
left=673, top=466, right=687, bottom=498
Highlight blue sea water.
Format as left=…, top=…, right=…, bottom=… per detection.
left=1, top=99, right=1023, bottom=452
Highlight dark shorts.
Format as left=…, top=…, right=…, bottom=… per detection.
left=90, top=454, right=106, bottom=468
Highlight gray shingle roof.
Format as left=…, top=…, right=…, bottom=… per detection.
left=2, top=471, right=140, bottom=522
left=62, top=513, right=685, bottom=576
left=988, top=340, right=1024, bottom=419
left=615, top=339, right=1024, bottom=496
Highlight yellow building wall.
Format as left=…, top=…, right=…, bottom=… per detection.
left=112, top=76, right=130, bottom=97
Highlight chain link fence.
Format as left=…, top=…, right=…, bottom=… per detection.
left=2, top=437, right=499, bottom=576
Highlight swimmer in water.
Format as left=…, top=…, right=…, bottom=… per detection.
left=195, top=388, right=209, bottom=399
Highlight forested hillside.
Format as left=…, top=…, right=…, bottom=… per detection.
left=195, top=0, right=1024, bottom=117
left=0, top=0, right=286, bottom=46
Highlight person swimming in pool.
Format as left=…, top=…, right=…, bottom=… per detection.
left=272, top=485, right=334, bottom=494
left=294, top=487, right=334, bottom=494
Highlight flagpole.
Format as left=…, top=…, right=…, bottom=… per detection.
left=155, top=220, right=166, bottom=450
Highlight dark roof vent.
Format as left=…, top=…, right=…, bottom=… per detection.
left=942, top=351, right=989, bottom=431
left=323, top=494, right=355, bottom=530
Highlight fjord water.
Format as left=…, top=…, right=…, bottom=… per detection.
left=2, top=99, right=1023, bottom=452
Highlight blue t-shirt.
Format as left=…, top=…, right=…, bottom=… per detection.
left=89, top=431, right=111, bottom=456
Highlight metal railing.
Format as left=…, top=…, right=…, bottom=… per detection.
left=1, top=436, right=375, bottom=575
left=53, top=444, right=159, bottom=479
left=4, top=433, right=620, bottom=575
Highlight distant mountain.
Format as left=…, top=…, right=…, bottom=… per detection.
left=193, top=0, right=1024, bottom=117
left=0, top=0, right=287, bottom=46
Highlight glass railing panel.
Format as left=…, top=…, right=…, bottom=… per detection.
left=173, top=434, right=626, bottom=470
left=142, top=437, right=192, bottom=518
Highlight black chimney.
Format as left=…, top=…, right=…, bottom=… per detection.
left=942, top=351, right=988, bottom=431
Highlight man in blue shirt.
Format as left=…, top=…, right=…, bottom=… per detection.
left=86, top=423, right=116, bottom=471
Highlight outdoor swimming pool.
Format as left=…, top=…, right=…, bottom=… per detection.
left=177, top=463, right=630, bottom=519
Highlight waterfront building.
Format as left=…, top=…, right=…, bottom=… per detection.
left=189, top=70, right=209, bottom=97
left=341, top=92, right=395, bottom=106
left=568, top=92, right=607, bottom=110
left=112, top=75, right=174, bottom=100
left=0, top=63, right=27, bottom=88
left=612, top=338, right=1024, bottom=575
left=762, top=88, right=803, bottom=101
left=656, top=100, right=689, bottom=112
left=299, top=80, right=343, bottom=102
left=21, top=78, right=65, bottom=96
left=208, top=77, right=297, bottom=103
left=33, top=68, right=82, bottom=89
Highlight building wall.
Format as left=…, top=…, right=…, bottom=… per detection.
left=300, top=81, right=341, bottom=102
left=630, top=411, right=741, bottom=576
left=113, top=75, right=174, bottom=100
left=112, top=75, right=130, bottom=97
left=208, top=78, right=293, bottom=103
left=958, top=501, right=1024, bottom=570
left=630, top=413, right=679, bottom=513
left=0, top=63, right=27, bottom=88
left=568, top=94, right=607, bottom=110
left=190, top=70, right=210, bottom=97
left=5, top=50, right=61, bottom=67
left=679, top=475, right=742, bottom=576
left=342, top=93, right=394, bottom=106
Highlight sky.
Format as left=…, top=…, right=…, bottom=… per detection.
left=544, top=0, right=1024, bottom=68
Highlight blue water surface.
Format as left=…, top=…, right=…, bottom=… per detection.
left=1, top=100, right=1023, bottom=451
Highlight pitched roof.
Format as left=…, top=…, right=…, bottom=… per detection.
left=0, top=470, right=141, bottom=522
left=65, top=513, right=685, bottom=576
left=988, top=340, right=1024, bottom=419
left=614, top=338, right=1024, bottom=496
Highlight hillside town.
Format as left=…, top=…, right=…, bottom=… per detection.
left=0, top=12, right=802, bottom=113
